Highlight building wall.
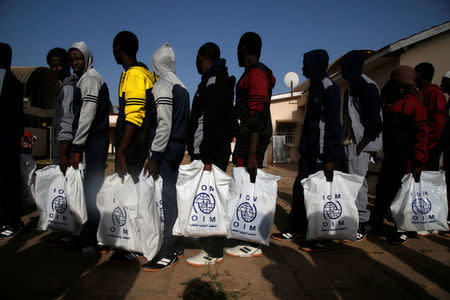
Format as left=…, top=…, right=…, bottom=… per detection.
left=399, top=31, right=450, bottom=86
left=268, top=97, right=304, bottom=163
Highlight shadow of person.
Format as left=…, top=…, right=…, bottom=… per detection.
left=262, top=241, right=438, bottom=299
left=367, top=234, right=450, bottom=293
left=0, top=226, right=103, bottom=299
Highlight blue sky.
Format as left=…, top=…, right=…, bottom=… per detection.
left=1, top=0, right=449, bottom=107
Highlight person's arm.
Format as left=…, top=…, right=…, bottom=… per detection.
left=429, top=88, right=446, bottom=145
left=412, top=98, right=429, bottom=181
left=357, top=83, right=383, bottom=155
left=70, top=78, right=101, bottom=168
left=117, top=73, right=149, bottom=178
left=146, top=83, right=172, bottom=180
left=57, top=84, right=75, bottom=173
left=323, top=80, right=341, bottom=181
left=246, top=70, right=270, bottom=182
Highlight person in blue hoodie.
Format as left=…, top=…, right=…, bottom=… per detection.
left=340, top=50, right=382, bottom=242
left=271, top=49, right=343, bottom=252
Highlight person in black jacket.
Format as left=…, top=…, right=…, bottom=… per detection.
left=341, top=50, right=382, bottom=242
left=186, top=42, right=235, bottom=267
left=0, top=42, right=24, bottom=239
left=271, top=49, right=343, bottom=252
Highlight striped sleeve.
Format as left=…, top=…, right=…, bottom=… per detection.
left=72, top=78, right=100, bottom=152
left=124, top=75, right=147, bottom=127
left=150, top=83, right=173, bottom=160
left=246, top=68, right=270, bottom=132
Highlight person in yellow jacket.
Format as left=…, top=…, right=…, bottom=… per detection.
left=113, top=31, right=156, bottom=183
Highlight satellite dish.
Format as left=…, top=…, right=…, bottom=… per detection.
left=284, top=72, right=299, bottom=89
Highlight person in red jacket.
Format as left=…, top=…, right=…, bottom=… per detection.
left=415, top=62, right=446, bottom=171
left=370, top=66, right=429, bottom=245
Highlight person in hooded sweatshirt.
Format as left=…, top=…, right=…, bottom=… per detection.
left=340, top=50, right=383, bottom=242
left=186, top=42, right=235, bottom=267
left=224, top=32, right=276, bottom=258
left=271, top=49, right=343, bottom=252
left=0, top=42, right=24, bottom=239
left=110, top=31, right=156, bottom=261
left=46, top=48, right=76, bottom=169
left=67, top=41, right=111, bottom=254
left=142, top=43, right=190, bottom=271
left=370, top=66, right=428, bottom=245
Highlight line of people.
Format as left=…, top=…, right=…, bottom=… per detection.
left=1, top=32, right=449, bottom=271
left=272, top=52, right=450, bottom=250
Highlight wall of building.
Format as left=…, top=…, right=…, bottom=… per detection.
left=399, top=31, right=450, bottom=86
left=268, top=97, right=304, bottom=163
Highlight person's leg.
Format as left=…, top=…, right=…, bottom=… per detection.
left=425, top=146, right=441, bottom=171
left=83, top=136, right=108, bottom=246
left=346, top=144, right=371, bottom=225
left=0, top=148, right=23, bottom=238
left=370, top=157, right=406, bottom=232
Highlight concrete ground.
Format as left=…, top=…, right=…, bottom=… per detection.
left=1, top=159, right=449, bottom=299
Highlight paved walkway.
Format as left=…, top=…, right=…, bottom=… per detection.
left=1, top=163, right=449, bottom=299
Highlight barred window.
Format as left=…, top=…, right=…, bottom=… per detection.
left=276, top=122, right=297, bottom=144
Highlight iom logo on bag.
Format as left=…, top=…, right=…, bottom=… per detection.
left=236, top=202, right=257, bottom=223
left=323, top=201, right=342, bottom=220
left=52, top=195, right=68, bottom=214
left=412, top=197, right=432, bottom=215
left=112, top=206, right=127, bottom=226
left=193, top=185, right=216, bottom=214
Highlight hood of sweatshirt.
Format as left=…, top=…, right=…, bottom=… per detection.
left=303, top=49, right=329, bottom=80
left=341, top=50, right=364, bottom=82
left=152, top=43, right=175, bottom=77
left=70, top=41, right=93, bottom=76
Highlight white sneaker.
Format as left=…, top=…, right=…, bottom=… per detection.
left=224, top=245, right=262, bottom=258
left=186, top=250, right=224, bottom=267
left=417, top=230, right=438, bottom=237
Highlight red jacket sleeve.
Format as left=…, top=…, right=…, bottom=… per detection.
left=425, top=86, right=446, bottom=148
left=412, top=97, right=429, bottom=166
left=246, top=69, right=270, bottom=131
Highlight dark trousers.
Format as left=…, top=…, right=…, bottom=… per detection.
left=425, top=146, right=441, bottom=171
left=287, top=154, right=341, bottom=234
left=84, top=136, right=109, bottom=243
left=444, top=151, right=450, bottom=222
left=370, top=156, right=408, bottom=230
left=0, top=147, right=22, bottom=227
left=159, top=159, right=183, bottom=256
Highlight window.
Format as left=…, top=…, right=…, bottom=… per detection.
left=276, top=122, right=297, bottom=144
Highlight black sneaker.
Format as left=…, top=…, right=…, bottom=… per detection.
left=79, top=243, right=110, bottom=255
left=110, top=250, right=142, bottom=262
left=300, top=240, right=331, bottom=252
left=175, top=248, right=184, bottom=259
left=141, top=253, right=178, bottom=272
left=0, top=224, right=22, bottom=240
left=271, top=232, right=300, bottom=241
left=391, top=233, right=408, bottom=245
left=48, top=234, right=75, bottom=247
left=343, top=223, right=369, bottom=243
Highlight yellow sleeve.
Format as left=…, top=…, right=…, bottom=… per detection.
left=124, top=74, right=147, bottom=127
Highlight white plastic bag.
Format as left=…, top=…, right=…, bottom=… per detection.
left=227, top=167, right=280, bottom=246
left=302, top=171, right=363, bottom=241
left=136, top=171, right=164, bottom=260
left=390, top=171, right=449, bottom=232
left=173, top=160, right=232, bottom=238
left=20, top=153, right=36, bottom=206
left=34, top=165, right=83, bottom=234
left=65, top=166, right=87, bottom=225
left=96, top=173, right=143, bottom=253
